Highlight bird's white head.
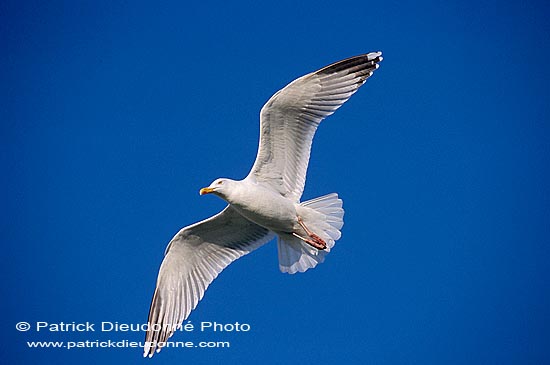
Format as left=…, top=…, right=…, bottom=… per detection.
left=199, top=178, right=234, bottom=198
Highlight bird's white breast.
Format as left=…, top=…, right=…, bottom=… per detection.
left=226, top=182, right=297, bottom=233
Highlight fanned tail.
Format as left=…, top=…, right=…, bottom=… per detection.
left=277, top=193, right=344, bottom=274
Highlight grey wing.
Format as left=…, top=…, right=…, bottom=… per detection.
left=246, top=52, right=383, bottom=202
left=143, top=206, right=275, bottom=357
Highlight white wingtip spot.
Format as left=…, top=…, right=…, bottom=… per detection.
left=368, top=51, right=383, bottom=60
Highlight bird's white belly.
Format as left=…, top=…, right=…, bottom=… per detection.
left=228, top=187, right=297, bottom=233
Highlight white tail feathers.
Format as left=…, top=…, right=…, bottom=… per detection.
left=277, top=193, right=344, bottom=274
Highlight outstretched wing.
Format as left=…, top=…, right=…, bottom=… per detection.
left=143, top=206, right=275, bottom=357
left=246, top=52, right=383, bottom=202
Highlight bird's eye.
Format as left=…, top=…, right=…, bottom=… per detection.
left=217, top=180, right=223, bottom=185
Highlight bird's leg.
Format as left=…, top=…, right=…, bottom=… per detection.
left=293, top=216, right=327, bottom=250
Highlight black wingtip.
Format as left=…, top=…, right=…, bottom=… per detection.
left=317, top=52, right=383, bottom=75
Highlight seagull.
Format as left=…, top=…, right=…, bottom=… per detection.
left=143, top=52, right=383, bottom=357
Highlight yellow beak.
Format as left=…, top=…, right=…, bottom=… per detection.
left=199, top=187, right=214, bottom=195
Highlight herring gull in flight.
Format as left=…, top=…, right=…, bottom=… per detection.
left=143, top=52, right=383, bottom=357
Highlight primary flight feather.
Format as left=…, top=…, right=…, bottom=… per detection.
left=144, top=52, right=383, bottom=357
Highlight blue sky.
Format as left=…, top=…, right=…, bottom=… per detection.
left=2, top=0, right=549, bottom=364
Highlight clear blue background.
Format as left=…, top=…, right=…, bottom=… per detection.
left=2, top=0, right=549, bottom=364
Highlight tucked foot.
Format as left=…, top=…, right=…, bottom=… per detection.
left=294, top=216, right=327, bottom=250
left=292, top=232, right=327, bottom=250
